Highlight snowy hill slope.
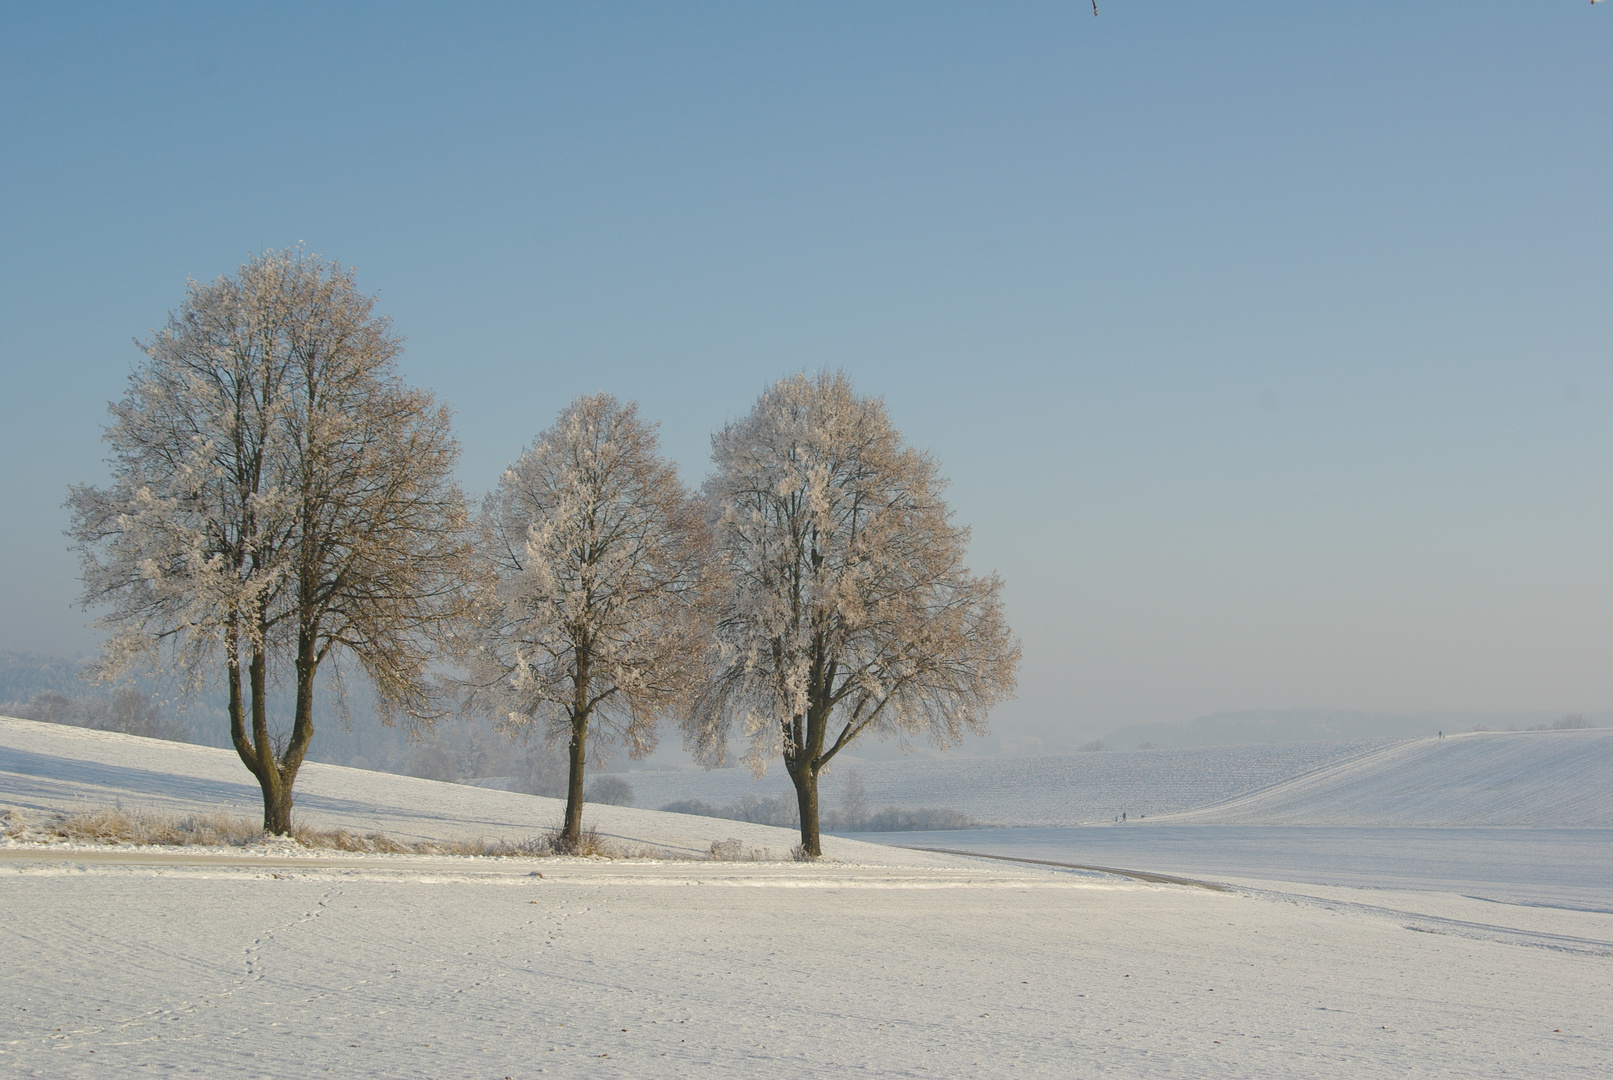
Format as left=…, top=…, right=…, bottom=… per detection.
left=0, top=717, right=943, bottom=864
left=627, top=740, right=1394, bottom=827
left=1159, top=728, right=1613, bottom=826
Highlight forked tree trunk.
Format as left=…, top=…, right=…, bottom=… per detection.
left=225, top=622, right=318, bottom=836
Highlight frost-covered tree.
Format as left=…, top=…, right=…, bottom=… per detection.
left=461, top=394, right=711, bottom=851
left=687, top=372, right=1020, bottom=856
left=69, top=250, right=471, bottom=833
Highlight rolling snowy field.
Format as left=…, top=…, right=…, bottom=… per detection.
left=876, top=730, right=1613, bottom=910
left=624, top=740, right=1396, bottom=826
left=4, top=716, right=1611, bottom=1078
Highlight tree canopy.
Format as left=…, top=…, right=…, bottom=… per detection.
left=461, top=393, right=712, bottom=850
left=70, top=250, right=471, bottom=832
left=686, top=372, right=1019, bottom=856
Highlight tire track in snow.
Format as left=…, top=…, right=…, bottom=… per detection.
left=1235, top=884, right=1613, bottom=957
left=899, top=846, right=1228, bottom=890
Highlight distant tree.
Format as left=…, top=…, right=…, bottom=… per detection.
left=513, top=742, right=571, bottom=798
left=11, top=684, right=186, bottom=742
left=404, top=737, right=461, bottom=782
left=13, top=691, right=74, bottom=725
left=838, top=769, right=869, bottom=825
left=584, top=774, right=635, bottom=807
left=685, top=372, right=1020, bottom=856
left=70, top=249, right=472, bottom=833
left=460, top=393, right=712, bottom=852
left=77, top=687, right=191, bottom=742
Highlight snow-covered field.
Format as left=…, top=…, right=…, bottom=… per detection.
left=625, top=739, right=1396, bottom=826
left=4, top=716, right=1611, bottom=1077
left=1165, top=728, right=1613, bottom=826
left=874, top=729, right=1613, bottom=910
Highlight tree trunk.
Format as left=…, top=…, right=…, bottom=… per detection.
left=561, top=647, right=592, bottom=853
left=265, top=622, right=320, bottom=835
left=229, top=617, right=321, bottom=837
left=264, top=781, right=295, bottom=834
left=247, top=640, right=288, bottom=834
left=563, top=717, right=588, bottom=851
left=793, top=764, right=822, bottom=857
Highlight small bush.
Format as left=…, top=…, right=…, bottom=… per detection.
left=415, top=834, right=554, bottom=857
left=661, top=798, right=721, bottom=818
left=547, top=821, right=610, bottom=857
left=707, top=837, right=780, bottom=861
left=404, top=739, right=460, bottom=782
left=708, top=838, right=745, bottom=861
left=1531, top=714, right=1593, bottom=731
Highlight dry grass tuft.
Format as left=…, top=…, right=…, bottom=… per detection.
left=548, top=822, right=610, bottom=857
left=416, top=835, right=554, bottom=857
left=8, top=805, right=669, bottom=860
left=50, top=807, right=263, bottom=847
left=290, top=824, right=412, bottom=854
left=707, top=837, right=782, bottom=862
left=541, top=821, right=671, bottom=860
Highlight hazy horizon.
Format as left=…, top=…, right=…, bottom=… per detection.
left=3, top=3, right=1609, bottom=756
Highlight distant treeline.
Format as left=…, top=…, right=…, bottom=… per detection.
left=662, top=785, right=977, bottom=833
left=7, top=687, right=189, bottom=742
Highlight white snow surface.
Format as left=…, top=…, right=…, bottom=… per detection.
left=4, top=716, right=1611, bottom=1077
left=625, top=739, right=1395, bottom=825
left=0, top=716, right=942, bottom=863
left=623, top=729, right=1613, bottom=829
left=1161, top=728, right=1613, bottom=826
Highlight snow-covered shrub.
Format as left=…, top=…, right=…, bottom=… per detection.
left=708, top=838, right=745, bottom=860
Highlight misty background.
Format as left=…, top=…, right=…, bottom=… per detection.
left=2, top=3, right=1609, bottom=764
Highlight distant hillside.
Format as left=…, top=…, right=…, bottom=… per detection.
left=0, top=649, right=514, bottom=781
left=1101, top=708, right=1607, bottom=749
left=0, top=651, right=90, bottom=705
left=629, top=740, right=1395, bottom=828
left=1161, top=728, right=1613, bottom=827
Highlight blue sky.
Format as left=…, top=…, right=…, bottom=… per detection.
left=2, top=2, right=1609, bottom=751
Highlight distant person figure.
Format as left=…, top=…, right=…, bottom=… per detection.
left=1121, top=811, right=1126, bottom=823
left=1438, top=730, right=1443, bottom=739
